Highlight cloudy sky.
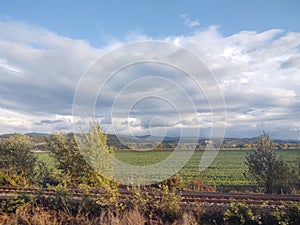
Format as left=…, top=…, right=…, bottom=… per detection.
left=0, top=0, right=300, bottom=139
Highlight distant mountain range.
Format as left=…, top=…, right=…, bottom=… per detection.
left=0, top=132, right=299, bottom=150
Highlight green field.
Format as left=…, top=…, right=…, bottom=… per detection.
left=35, top=151, right=58, bottom=169
left=36, top=149, right=300, bottom=191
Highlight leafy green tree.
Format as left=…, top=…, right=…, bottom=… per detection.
left=0, top=134, right=36, bottom=186
left=47, top=123, right=115, bottom=190
left=47, top=132, right=95, bottom=187
left=155, top=142, right=164, bottom=150
left=167, top=143, right=175, bottom=149
left=76, top=122, right=115, bottom=182
left=245, top=132, right=292, bottom=193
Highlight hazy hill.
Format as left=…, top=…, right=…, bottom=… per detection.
left=0, top=133, right=299, bottom=150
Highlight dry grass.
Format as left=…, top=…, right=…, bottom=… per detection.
left=0, top=207, right=149, bottom=225
left=0, top=206, right=203, bottom=225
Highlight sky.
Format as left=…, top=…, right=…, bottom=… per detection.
left=0, top=0, right=300, bottom=139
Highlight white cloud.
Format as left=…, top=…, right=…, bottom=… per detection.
left=0, top=21, right=104, bottom=115
left=0, top=20, right=300, bottom=139
left=0, top=59, right=24, bottom=75
left=180, top=14, right=201, bottom=28
left=0, top=108, right=73, bottom=134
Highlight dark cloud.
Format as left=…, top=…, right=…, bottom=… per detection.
left=39, top=119, right=64, bottom=124
left=280, top=56, right=300, bottom=69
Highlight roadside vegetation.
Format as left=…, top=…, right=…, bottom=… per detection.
left=0, top=195, right=299, bottom=224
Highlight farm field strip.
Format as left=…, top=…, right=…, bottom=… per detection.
left=36, top=149, right=300, bottom=190
left=115, top=149, right=300, bottom=188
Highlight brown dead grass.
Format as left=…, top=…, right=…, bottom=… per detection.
left=0, top=207, right=148, bottom=225
left=0, top=206, right=201, bottom=225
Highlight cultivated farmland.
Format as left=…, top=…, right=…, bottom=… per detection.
left=37, top=149, right=300, bottom=191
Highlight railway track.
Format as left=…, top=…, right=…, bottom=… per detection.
left=180, top=191, right=300, bottom=205
left=0, top=186, right=299, bottom=205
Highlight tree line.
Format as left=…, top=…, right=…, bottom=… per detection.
left=0, top=126, right=299, bottom=194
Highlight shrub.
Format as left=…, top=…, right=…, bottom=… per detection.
left=0, top=194, right=31, bottom=213
left=0, top=134, right=37, bottom=186
left=224, top=202, right=260, bottom=225
left=157, top=184, right=181, bottom=223
left=285, top=204, right=300, bottom=225
left=259, top=205, right=287, bottom=225
left=189, top=178, right=216, bottom=192
left=199, top=204, right=225, bottom=225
